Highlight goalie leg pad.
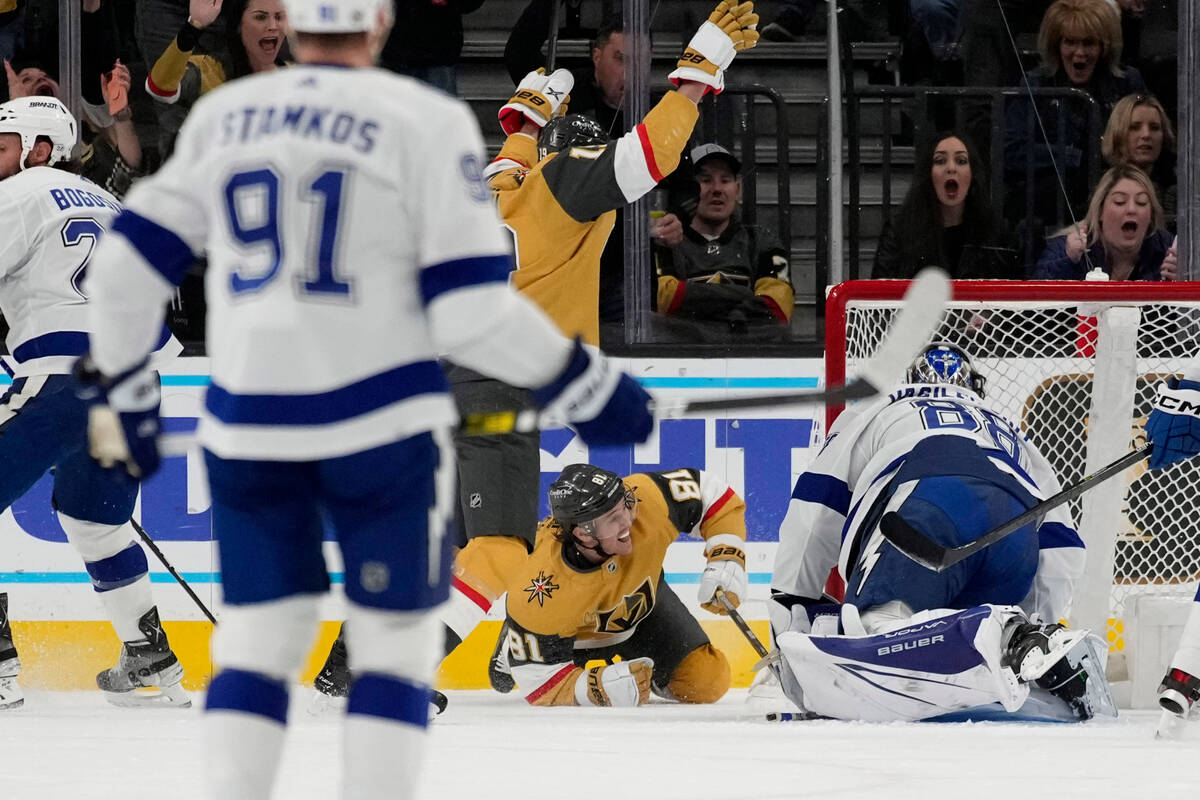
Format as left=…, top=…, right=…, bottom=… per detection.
left=659, top=643, right=731, bottom=704
left=776, top=604, right=1029, bottom=721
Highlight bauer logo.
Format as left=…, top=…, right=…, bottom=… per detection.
left=876, top=635, right=945, bottom=656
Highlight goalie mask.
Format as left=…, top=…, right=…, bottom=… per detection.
left=906, top=343, right=987, bottom=397
left=537, top=114, right=606, bottom=162
left=0, top=96, right=77, bottom=171
left=548, top=463, right=635, bottom=537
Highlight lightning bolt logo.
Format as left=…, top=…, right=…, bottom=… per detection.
left=855, top=530, right=887, bottom=594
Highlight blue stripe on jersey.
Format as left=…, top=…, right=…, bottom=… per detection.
left=205, top=360, right=449, bottom=426
left=12, top=326, right=173, bottom=363
left=12, top=331, right=88, bottom=362
left=1038, top=521, right=1084, bottom=549
left=112, top=210, right=196, bottom=286
left=418, top=254, right=511, bottom=305
left=791, top=472, right=851, bottom=515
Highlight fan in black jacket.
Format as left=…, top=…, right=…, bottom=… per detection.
left=873, top=131, right=1020, bottom=280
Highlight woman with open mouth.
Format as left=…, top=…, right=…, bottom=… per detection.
left=1032, top=164, right=1176, bottom=281
left=147, top=0, right=289, bottom=117
left=1101, top=93, right=1177, bottom=228
left=874, top=131, right=1019, bottom=280
left=1003, top=0, right=1146, bottom=234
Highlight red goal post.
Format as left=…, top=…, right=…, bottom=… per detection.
left=825, top=279, right=1200, bottom=702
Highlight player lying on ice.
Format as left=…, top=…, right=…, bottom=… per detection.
left=310, top=0, right=762, bottom=714
left=489, top=463, right=749, bottom=706
left=765, top=343, right=1116, bottom=722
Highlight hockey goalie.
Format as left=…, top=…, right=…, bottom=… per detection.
left=766, top=343, right=1117, bottom=722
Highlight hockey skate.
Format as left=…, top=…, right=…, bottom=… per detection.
left=1156, top=668, right=1199, bottom=739
left=1002, top=620, right=1115, bottom=720
left=97, top=607, right=190, bottom=708
left=487, top=624, right=515, bottom=694
left=1, top=592, right=24, bottom=710
left=309, top=628, right=448, bottom=716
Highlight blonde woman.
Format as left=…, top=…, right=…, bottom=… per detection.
left=1102, top=93, right=1176, bottom=220
left=1004, top=0, right=1146, bottom=228
left=1032, top=164, right=1176, bottom=280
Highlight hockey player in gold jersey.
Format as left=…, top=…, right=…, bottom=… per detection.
left=494, top=463, right=749, bottom=707
left=312, top=2, right=760, bottom=711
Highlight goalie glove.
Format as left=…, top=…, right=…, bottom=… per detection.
left=697, top=535, right=748, bottom=614
left=498, top=68, right=575, bottom=136
left=1146, top=376, right=1200, bottom=469
left=73, top=356, right=163, bottom=480
left=531, top=337, right=653, bottom=446
left=575, top=658, right=654, bottom=707
left=668, top=0, right=759, bottom=96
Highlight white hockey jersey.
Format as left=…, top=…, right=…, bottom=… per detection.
left=0, top=168, right=179, bottom=378
left=85, top=65, right=575, bottom=460
left=773, top=383, right=1085, bottom=624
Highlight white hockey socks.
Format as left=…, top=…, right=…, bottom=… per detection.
left=58, top=514, right=152, bottom=642
left=204, top=670, right=289, bottom=799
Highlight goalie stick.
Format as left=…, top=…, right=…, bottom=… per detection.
left=461, top=267, right=952, bottom=435
left=879, top=443, right=1154, bottom=573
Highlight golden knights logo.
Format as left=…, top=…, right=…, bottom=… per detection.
left=595, top=578, right=655, bottom=633
left=523, top=571, right=560, bottom=606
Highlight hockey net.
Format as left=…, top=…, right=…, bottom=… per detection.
left=826, top=280, right=1200, bottom=660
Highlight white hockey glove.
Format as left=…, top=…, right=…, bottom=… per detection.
left=668, top=0, right=760, bottom=96
left=531, top=337, right=653, bottom=446
left=498, top=68, right=575, bottom=135
left=1147, top=377, right=1200, bottom=469
left=697, top=536, right=748, bottom=614
left=73, top=356, right=163, bottom=480
left=575, top=658, right=654, bottom=707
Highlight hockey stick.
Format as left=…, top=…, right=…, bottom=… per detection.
left=461, top=268, right=951, bottom=435
left=879, top=443, right=1154, bottom=573
left=130, top=518, right=218, bottom=625
left=714, top=588, right=783, bottom=681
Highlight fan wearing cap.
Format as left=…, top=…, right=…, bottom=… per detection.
left=492, top=463, right=749, bottom=707
left=653, top=142, right=794, bottom=335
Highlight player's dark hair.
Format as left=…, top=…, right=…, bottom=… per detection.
left=592, top=15, right=623, bottom=50
left=887, top=130, right=1006, bottom=267
left=223, top=0, right=291, bottom=80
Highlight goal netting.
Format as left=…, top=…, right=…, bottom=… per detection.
left=826, top=280, right=1200, bottom=695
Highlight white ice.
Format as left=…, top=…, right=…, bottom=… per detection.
left=2, top=689, right=1197, bottom=800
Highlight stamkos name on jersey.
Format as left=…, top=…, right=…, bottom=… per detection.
left=886, top=385, right=978, bottom=404
left=50, top=187, right=121, bottom=213
left=220, top=105, right=379, bottom=153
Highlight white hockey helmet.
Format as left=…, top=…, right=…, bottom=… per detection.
left=0, top=96, right=77, bottom=170
left=906, top=343, right=987, bottom=397
left=283, top=0, right=392, bottom=33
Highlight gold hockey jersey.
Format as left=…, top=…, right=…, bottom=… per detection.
left=486, top=91, right=699, bottom=344
left=502, top=468, right=747, bottom=706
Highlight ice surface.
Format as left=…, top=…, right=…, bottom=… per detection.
left=2, top=689, right=1198, bottom=800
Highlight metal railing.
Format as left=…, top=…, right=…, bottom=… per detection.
left=842, top=85, right=1104, bottom=278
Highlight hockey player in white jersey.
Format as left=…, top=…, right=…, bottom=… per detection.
left=767, top=343, right=1115, bottom=722
left=0, top=96, right=188, bottom=710
left=1143, top=361, right=1200, bottom=727
left=76, top=1, right=656, bottom=798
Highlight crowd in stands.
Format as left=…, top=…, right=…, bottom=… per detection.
left=0, top=0, right=1185, bottom=353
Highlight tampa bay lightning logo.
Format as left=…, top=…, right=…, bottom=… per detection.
left=460, top=154, right=489, bottom=203
left=926, top=347, right=963, bottom=380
